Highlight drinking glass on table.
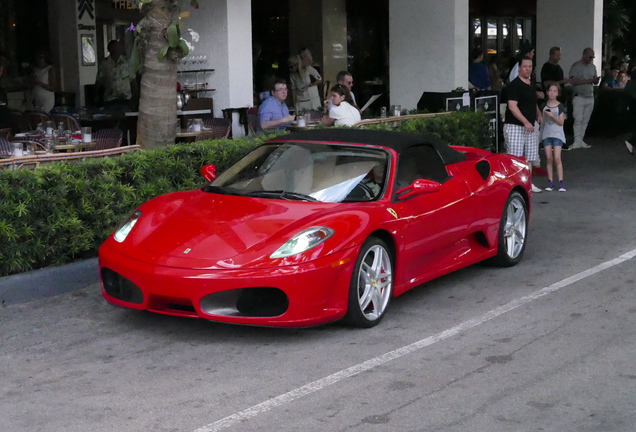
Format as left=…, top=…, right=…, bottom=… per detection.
left=81, top=126, right=92, bottom=143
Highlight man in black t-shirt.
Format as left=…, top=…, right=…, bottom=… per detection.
left=504, top=57, right=543, bottom=193
left=541, top=47, right=570, bottom=91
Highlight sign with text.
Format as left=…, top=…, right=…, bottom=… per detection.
left=112, top=1, right=139, bottom=9
left=474, top=94, right=499, bottom=152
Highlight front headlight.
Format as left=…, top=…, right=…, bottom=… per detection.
left=114, top=210, right=142, bottom=243
left=270, top=226, right=335, bottom=259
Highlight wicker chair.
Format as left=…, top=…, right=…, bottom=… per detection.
left=20, top=140, right=48, bottom=153
left=247, top=107, right=260, bottom=135
left=0, top=158, right=17, bottom=170
left=13, top=158, right=41, bottom=170
left=10, top=110, right=31, bottom=133
left=94, top=128, right=123, bottom=150
left=0, top=128, right=12, bottom=140
left=25, top=111, right=52, bottom=130
left=202, top=117, right=232, bottom=139
left=51, top=113, right=81, bottom=131
left=323, top=80, right=331, bottom=100
left=307, top=110, right=323, bottom=122
left=0, top=138, right=13, bottom=158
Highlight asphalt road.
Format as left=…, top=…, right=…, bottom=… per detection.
left=2, top=135, right=636, bottom=432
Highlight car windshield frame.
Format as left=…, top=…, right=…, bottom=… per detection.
left=204, top=141, right=391, bottom=203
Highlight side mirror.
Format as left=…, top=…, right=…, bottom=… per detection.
left=200, top=164, right=217, bottom=182
left=396, top=178, right=441, bottom=200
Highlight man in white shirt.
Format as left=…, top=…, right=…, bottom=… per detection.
left=568, top=48, right=600, bottom=149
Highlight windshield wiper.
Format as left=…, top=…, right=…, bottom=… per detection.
left=246, top=190, right=319, bottom=202
left=202, top=185, right=246, bottom=196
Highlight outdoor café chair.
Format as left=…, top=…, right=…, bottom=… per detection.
left=51, top=113, right=81, bottom=132
left=202, top=117, right=232, bottom=139
left=307, top=110, right=323, bottom=122
left=0, top=138, right=13, bottom=158
left=94, top=128, right=123, bottom=150
left=247, top=107, right=260, bottom=136
left=0, top=127, right=12, bottom=140
left=10, top=110, right=31, bottom=133
left=25, top=111, right=52, bottom=131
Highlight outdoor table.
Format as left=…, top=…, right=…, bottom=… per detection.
left=124, top=109, right=212, bottom=118
left=14, top=134, right=97, bottom=153
left=175, top=130, right=204, bottom=142
left=52, top=141, right=97, bottom=152
left=126, top=110, right=213, bottom=136
left=175, top=130, right=206, bottom=138
left=285, top=121, right=322, bottom=132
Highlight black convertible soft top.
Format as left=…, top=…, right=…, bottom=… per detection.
left=273, top=129, right=467, bottom=165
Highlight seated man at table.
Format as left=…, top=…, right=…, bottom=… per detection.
left=336, top=70, right=356, bottom=105
left=258, top=79, right=295, bottom=131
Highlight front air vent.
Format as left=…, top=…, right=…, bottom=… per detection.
left=101, top=268, right=144, bottom=304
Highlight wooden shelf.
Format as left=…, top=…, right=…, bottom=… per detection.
left=180, top=88, right=216, bottom=94
left=177, top=69, right=215, bottom=73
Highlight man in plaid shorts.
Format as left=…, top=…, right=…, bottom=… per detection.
left=504, top=57, right=543, bottom=193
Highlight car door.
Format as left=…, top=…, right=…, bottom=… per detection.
left=390, top=145, right=474, bottom=283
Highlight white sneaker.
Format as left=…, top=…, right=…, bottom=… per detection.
left=626, top=141, right=634, bottom=155
left=570, top=140, right=591, bottom=149
left=531, top=184, right=542, bottom=193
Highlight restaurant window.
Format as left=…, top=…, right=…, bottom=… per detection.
left=469, top=15, right=535, bottom=79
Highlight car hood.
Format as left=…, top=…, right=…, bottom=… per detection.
left=118, top=190, right=375, bottom=268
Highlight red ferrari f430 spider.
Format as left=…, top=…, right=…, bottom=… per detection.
left=99, top=129, right=532, bottom=328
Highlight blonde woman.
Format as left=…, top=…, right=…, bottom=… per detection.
left=288, top=54, right=322, bottom=111
left=31, top=50, right=56, bottom=112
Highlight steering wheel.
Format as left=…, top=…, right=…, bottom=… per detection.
left=353, top=182, right=375, bottom=200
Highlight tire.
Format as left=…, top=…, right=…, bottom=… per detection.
left=490, top=191, right=528, bottom=267
left=344, top=237, right=394, bottom=328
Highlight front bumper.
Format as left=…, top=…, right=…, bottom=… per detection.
left=98, top=243, right=358, bottom=327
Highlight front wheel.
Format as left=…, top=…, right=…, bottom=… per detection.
left=344, top=237, right=394, bottom=328
left=490, top=191, right=528, bottom=267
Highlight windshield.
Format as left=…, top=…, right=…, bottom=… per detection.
left=206, top=142, right=389, bottom=203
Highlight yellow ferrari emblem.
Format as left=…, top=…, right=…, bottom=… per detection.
left=387, top=208, right=398, bottom=219
left=183, top=248, right=192, bottom=254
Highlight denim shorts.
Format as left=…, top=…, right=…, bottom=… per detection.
left=542, top=138, right=564, bottom=147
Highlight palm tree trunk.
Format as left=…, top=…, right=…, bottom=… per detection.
left=137, top=1, right=180, bottom=149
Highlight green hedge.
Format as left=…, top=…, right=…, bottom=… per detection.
left=0, top=112, right=489, bottom=276
left=366, top=110, right=494, bottom=150
left=0, top=135, right=274, bottom=276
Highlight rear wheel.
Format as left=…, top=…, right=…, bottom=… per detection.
left=344, top=237, right=394, bottom=328
left=491, top=191, right=528, bottom=267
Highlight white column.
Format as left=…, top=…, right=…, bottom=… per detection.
left=389, top=0, right=469, bottom=110
left=321, top=0, right=348, bottom=88
left=188, top=0, right=252, bottom=135
left=536, top=0, right=603, bottom=76
left=48, top=0, right=98, bottom=108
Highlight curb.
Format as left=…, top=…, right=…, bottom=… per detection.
left=0, top=258, right=99, bottom=306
